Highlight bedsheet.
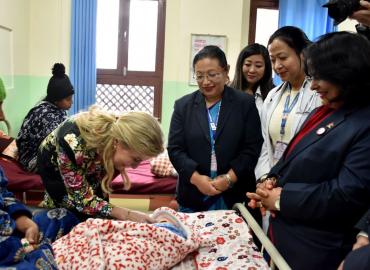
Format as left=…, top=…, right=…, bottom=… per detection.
left=0, top=157, right=43, bottom=191
left=52, top=207, right=212, bottom=269
left=172, top=209, right=269, bottom=270
left=52, top=207, right=269, bottom=270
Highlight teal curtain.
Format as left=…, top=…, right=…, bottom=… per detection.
left=272, top=0, right=337, bottom=84
left=70, top=0, right=97, bottom=114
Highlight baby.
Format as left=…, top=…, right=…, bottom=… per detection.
left=152, top=209, right=188, bottom=239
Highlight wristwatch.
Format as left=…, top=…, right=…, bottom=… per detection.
left=274, top=196, right=281, bottom=211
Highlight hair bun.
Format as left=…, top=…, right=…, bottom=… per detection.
left=52, top=63, right=66, bottom=78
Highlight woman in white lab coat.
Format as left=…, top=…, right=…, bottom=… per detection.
left=255, top=26, right=322, bottom=180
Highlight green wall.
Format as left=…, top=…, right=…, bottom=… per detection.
left=4, top=77, right=197, bottom=143
left=3, top=75, right=48, bottom=137
left=160, top=81, right=197, bottom=143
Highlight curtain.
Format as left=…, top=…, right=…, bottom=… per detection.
left=272, top=0, right=336, bottom=84
left=278, top=0, right=337, bottom=41
left=69, top=0, right=97, bottom=115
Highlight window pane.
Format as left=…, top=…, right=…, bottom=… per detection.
left=128, top=0, right=158, bottom=72
left=255, top=8, right=279, bottom=47
left=96, top=84, right=154, bottom=114
left=96, top=0, right=119, bottom=69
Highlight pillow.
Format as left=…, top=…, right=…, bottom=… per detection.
left=150, top=150, right=178, bottom=178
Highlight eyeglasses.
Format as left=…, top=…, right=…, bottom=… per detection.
left=194, top=72, right=223, bottom=82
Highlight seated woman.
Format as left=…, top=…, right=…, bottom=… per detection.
left=0, top=165, right=79, bottom=269
left=247, top=32, right=370, bottom=270
left=0, top=74, right=78, bottom=269
left=16, top=63, right=74, bottom=172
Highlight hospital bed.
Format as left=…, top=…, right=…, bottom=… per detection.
left=171, top=203, right=291, bottom=270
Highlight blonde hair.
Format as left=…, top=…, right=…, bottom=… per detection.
left=75, top=105, right=164, bottom=193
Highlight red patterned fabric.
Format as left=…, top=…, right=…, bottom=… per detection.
left=53, top=207, right=212, bottom=270
left=53, top=208, right=269, bottom=270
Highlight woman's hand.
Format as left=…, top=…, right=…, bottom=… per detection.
left=259, top=187, right=282, bottom=213
left=111, top=206, right=155, bottom=223
left=126, top=210, right=155, bottom=223
left=15, top=215, right=40, bottom=244
left=211, top=175, right=229, bottom=192
left=337, top=235, right=370, bottom=270
left=190, top=171, right=221, bottom=196
left=246, top=178, right=278, bottom=216
left=247, top=191, right=268, bottom=216
left=353, top=235, right=369, bottom=250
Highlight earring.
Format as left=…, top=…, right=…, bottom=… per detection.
left=113, top=139, right=118, bottom=150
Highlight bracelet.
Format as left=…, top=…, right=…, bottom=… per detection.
left=21, top=238, right=35, bottom=253
left=274, top=196, right=281, bottom=211
left=256, top=174, right=268, bottom=184
left=257, top=175, right=278, bottom=186
left=357, top=231, right=369, bottom=239
left=224, top=173, right=234, bottom=188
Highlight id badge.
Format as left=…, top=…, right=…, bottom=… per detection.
left=274, top=141, right=288, bottom=161
left=210, top=122, right=217, bottom=131
left=210, top=151, right=217, bottom=172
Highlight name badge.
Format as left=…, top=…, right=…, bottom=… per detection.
left=210, top=122, right=217, bottom=131
left=274, top=141, right=288, bottom=162
left=210, top=151, right=217, bottom=172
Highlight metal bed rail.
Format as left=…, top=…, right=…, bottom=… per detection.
left=233, top=203, right=291, bottom=270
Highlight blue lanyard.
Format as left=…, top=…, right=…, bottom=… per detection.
left=280, top=89, right=300, bottom=136
left=207, top=101, right=222, bottom=144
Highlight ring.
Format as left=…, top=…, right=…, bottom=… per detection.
left=257, top=202, right=263, bottom=208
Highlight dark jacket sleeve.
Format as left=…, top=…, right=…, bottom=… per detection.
left=355, top=209, right=370, bottom=233
left=167, top=99, right=198, bottom=184
left=280, top=128, right=370, bottom=223
left=343, top=245, right=370, bottom=270
left=229, top=96, right=262, bottom=181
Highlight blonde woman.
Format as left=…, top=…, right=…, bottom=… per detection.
left=37, top=105, right=164, bottom=223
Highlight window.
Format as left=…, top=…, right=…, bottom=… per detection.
left=249, top=0, right=279, bottom=46
left=96, top=0, right=166, bottom=120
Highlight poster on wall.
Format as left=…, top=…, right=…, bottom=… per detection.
left=189, top=34, right=227, bottom=86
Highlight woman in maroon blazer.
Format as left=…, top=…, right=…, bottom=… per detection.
left=248, top=32, right=370, bottom=269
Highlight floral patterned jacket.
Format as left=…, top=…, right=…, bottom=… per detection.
left=38, top=119, right=113, bottom=219
left=16, top=101, right=67, bottom=172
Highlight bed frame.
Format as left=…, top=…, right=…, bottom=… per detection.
left=233, top=203, right=291, bottom=270
left=109, top=193, right=178, bottom=212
